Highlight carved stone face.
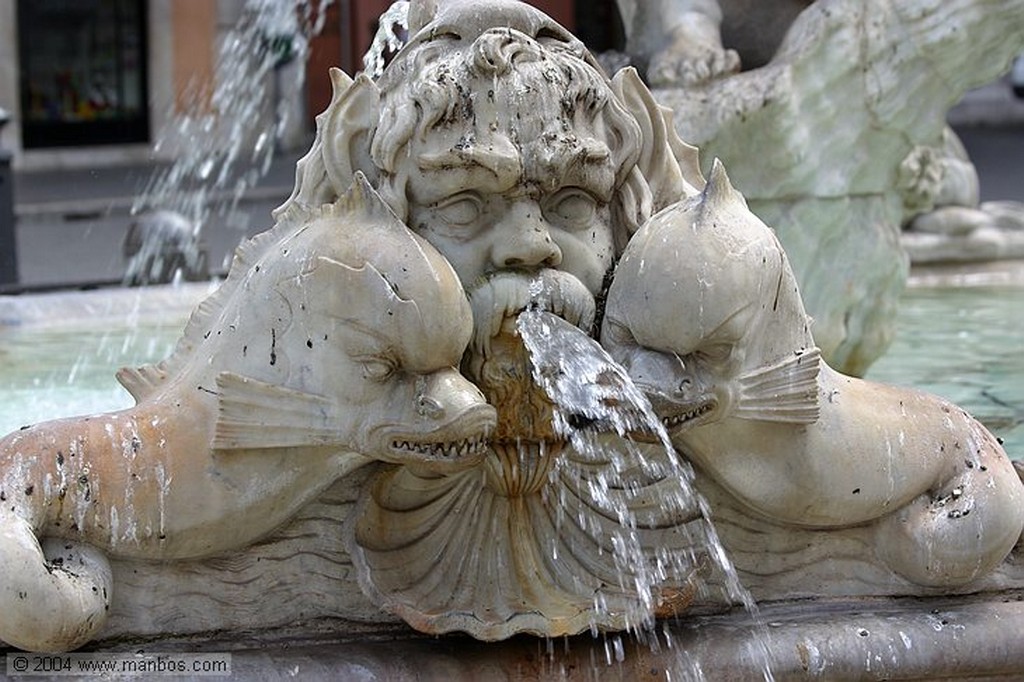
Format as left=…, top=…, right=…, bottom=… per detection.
left=375, top=35, right=639, bottom=446
left=402, top=102, right=618, bottom=440
left=401, top=75, right=618, bottom=298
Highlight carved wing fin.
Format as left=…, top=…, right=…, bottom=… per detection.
left=212, top=371, right=342, bottom=450
left=273, top=68, right=380, bottom=223
left=115, top=361, right=170, bottom=403
left=611, top=67, right=704, bottom=203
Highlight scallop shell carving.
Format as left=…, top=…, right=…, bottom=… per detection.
left=347, top=437, right=728, bottom=640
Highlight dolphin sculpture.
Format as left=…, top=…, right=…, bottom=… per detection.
left=602, top=160, right=1024, bottom=589
left=0, top=175, right=495, bottom=652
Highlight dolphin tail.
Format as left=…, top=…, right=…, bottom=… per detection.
left=0, top=514, right=112, bottom=652
left=875, top=423, right=1024, bottom=587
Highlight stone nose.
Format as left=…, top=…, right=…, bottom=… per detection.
left=415, top=368, right=490, bottom=421
left=670, top=355, right=704, bottom=400
left=490, top=201, right=563, bottom=271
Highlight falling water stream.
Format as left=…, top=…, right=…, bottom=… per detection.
left=126, top=0, right=333, bottom=284
left=518, top=308, right=776, bottom=680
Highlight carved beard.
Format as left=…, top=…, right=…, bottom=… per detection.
left=463, top=270, right=597, bottom=445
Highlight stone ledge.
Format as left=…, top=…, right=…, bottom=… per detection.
left=52, top=592, right=1024, bottom=681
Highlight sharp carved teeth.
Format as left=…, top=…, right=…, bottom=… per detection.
left=662, top=403, right=714, bottom=428
left=392, top=434, right=490, bottom=459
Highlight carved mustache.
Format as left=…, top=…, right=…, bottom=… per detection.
left=467, top=269, right=597, bottom=358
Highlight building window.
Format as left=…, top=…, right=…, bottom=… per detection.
left=17, top=0, right=149, bottom=148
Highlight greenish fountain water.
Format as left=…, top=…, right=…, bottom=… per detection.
left=867, top=270, right=1023, bottom=459
left=1, top=270, right=1021, bottom=458
left=0, top=284, right=209, bottom=433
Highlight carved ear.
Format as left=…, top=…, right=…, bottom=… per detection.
left=611, top=67, right=704, bottom=207
left=322, top=71, right=381, bottom=197
left=273, top=69, right=380, bottom=222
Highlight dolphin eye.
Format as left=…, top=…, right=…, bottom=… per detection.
left=602, top=319, right=637, bottom=348
left=360, top=357, right=397, bottom=382
left=697, top=343, right=732, bottom=364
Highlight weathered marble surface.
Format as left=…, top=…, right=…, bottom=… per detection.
left=0, top=178, right=496, bottom=652
left=4, top=0, right=1024, bottom=666
left=650, top=0, right=1024, bottom=374
left=63, top=576, right=1024, bottom=680
left=602, top=161, right=1024, bottom=590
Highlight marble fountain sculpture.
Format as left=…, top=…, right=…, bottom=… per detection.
left=2, top=0, right=1023, bottom=674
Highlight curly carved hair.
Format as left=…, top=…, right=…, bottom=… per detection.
left=370, top=27, right=654, bottom=252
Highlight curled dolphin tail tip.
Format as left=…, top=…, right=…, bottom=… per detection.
left=0, top=518, right=112, bottom=652
left=875, top=458, right=1024, bottom=588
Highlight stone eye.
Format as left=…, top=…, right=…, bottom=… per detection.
left=360, top=358, right=396, bottom=382
left=434, top=195, right=482, bottom=226
left=546, top=189, right=597, bottom=228
left=697, top=343, right=732, bottom=363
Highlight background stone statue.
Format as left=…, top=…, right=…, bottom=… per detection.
left=615, top=0, right=809, bottom=86
left=619, top=0, right=1024, bottom=374
left=901, top=127, right=1024, bottom=263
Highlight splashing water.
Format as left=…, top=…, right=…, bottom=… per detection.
left=363, top=1, right=410, bottom=79
left=128, top=0, right=334, bottom=284
left=518, top=308, right=775, bottom=680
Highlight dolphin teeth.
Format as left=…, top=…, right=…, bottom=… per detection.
left=662, top=402, right=714, bottom=429
left=391, top=434, right=490, bottom=459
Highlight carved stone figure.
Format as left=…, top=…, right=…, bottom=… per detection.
left=0, top=177, right=495, bottom=652
left=3, top=0, right=1023, bottom=660
left=602, top=160, right=1024, bottom=588
left=616, top=1, right=1024, bottom=267
left=615, top=0, right=809, bottom=86
left=333, top=0, right=725, bottom=639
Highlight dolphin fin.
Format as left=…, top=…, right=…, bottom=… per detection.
left=116, top=362, right=170, bottom=402
left=734, top=348, right=821, bottom=424
left=212, top=371, right=343, bottom=450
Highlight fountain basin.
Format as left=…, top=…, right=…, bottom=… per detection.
left=75, top=592, right=1024, bottom=680
left=0, top=284, right=213, bottom=434
left=867, top=259, right=1024, bottom=460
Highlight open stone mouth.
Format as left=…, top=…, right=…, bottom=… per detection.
left=390, top=434, right=490, bottom=460
left=565, top=412, right=615, bottom=432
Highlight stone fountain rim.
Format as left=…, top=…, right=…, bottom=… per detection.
left=62, top=590, right=1024, bottom=680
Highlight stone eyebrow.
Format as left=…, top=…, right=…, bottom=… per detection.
left=525, top=135, right=617, bottom=200
left=417, top=146, right=522, bottom=188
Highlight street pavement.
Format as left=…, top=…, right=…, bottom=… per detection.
left=4, top=87, right=1024, bottom=293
